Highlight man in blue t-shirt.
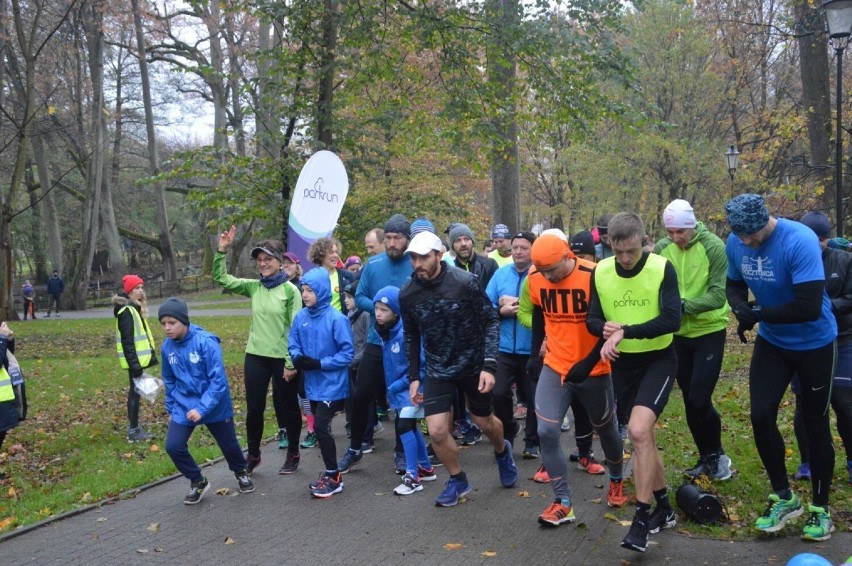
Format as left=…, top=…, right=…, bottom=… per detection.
left=724, top=194, right=837, bottom=542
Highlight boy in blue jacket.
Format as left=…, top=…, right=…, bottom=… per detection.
left=158, top=297, right=254, bottom=505
left=373, top=286, right=437, bottom=495
left=289, top=268, right=354, bottom=498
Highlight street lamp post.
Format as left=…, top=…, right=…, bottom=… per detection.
left=725, top=145, right=740, bottom=196
left=823, top=0, right=852, bottom=237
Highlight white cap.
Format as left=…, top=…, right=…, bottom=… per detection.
left=406, top=231, right=443, bottom=255
left=663, top=199, right=696, bottom=229
left=540, top=228, right=569, bottom=242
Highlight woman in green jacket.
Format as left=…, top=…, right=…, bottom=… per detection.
left=215, top=226, right=303, bottom=475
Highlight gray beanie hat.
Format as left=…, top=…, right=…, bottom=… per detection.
left=449, top=223, right=474, bottom=245
left=384, top=214, right=411, bottom=239
left=158, top=297, right=190, bottom=326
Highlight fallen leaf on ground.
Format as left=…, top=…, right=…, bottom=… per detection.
left=154, top=547, right=164, bottom=553
left=215, top=488, right=230, bottom=495
left=149, top=444, right=160, bottom=452
left=224, top=536, right=235, bottom=545
left=517, top=491, right=530, bottom=497
left=0, top=517, right=16, bottom=529
left=444, top=543, right=463, bottom=550
left=147, top=522, right=160, bottom=532
left=80, top=492, right=92, bottom=503
left=481, top=551, right=497, bottom=557
left=7, top=487, right=16, bottom=498
left=589, top=497, right=602, bottom=504
left=96, top=517, right=107, bottom=522
left=136, top=549, right=148, bottom=554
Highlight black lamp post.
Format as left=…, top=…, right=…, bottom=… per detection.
left=823, top=0, right=852, bottom=237
left=725, top=145, right=740, bottom=195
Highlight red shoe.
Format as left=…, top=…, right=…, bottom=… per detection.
left=532, top=464, right=550, bottom=483
left=607, top=479, right=628, bottom=508
left=578, top=455, right=605, bottom=475
left=247, top=452, right=262, bottom=475
left=538, top=499, right=575, bottom=526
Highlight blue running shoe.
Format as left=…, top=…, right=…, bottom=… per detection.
left=338, top=448, right=362, bottom=474
left=496, top=439, right=518, bottom=488
left=435, top=477, right=472, bottom=507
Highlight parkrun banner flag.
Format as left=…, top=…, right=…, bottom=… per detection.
left=287, top=151, right=349, bottom=265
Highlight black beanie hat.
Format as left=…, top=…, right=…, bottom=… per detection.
left=384, top=214, right=411, bottom=240
left=158, top=297, right=190, bottom=326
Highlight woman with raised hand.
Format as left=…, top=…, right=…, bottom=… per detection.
left=214, top=226, right=303, bottom=475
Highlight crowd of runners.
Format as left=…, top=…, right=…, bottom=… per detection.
left=106, top=193, right=850, bottom=554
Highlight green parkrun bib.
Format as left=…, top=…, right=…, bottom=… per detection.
left=595, top=254, right=672, bottom=353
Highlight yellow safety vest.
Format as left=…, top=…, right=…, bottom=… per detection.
left=115, top=305, right=155, bottom=369
left=595, top=254, right=673, bottom=353
left=0, top=367, right=13, bottom=402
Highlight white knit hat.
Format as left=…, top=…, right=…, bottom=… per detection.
left=663, top=199, right=696, bottom=229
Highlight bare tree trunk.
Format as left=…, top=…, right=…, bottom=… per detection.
left=71, top=0, right=107, bottom=309
left=30, top=135, right=63, bottom=273
left=795, top=1, right=832, bottom=212
left=486, top=0, right=521, bottom=233
left=131, top=0, right=177, bottom=279
left=317, top=0, right=338, bottom=148
left=25, top=162, right=48, bottom=282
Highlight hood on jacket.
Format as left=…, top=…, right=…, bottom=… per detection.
left=300, top=267, right=332, bottom=312
left=112, top=293, right=141, bottom=315
left=372, top=286, right=401, bottom=317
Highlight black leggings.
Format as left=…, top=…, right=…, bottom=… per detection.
left=749, top=336, right=835, bottom=506
left=674, top=330, right=726, bottom=456
left=244, top=353, right=302, bottom=456
left=311, top=400, right=345, bottom=472
left=794, top=386, right=852, bottom=462
left=494, top=353, right=535, bottom=444
left=127, top=372, right=141, bottom=429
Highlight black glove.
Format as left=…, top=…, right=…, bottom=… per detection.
left=525, top=355, right=543, bottom=382
left=130, top=366, right=144, bottom=379
left=732, top=301, right=761, bottom=327
left=293, top=356, right=321, bottom=371
left=733, top=302, right=760, bottom=344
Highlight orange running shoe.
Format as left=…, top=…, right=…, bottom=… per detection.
left=578, top=454, right=606, bottom=475
left=607, top=479, right=628, bottom=508
left=538, top=499, right=576, bottom=526
left=532, top=464, right=550, bottom=483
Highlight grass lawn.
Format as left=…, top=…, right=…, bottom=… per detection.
left=1, top=317, right=850, bottom=538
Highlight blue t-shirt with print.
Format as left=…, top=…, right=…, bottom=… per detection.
left=726, top=218, right=836, bottom=350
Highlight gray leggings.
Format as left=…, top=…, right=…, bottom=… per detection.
left=536, top=365, right=623, bottom=500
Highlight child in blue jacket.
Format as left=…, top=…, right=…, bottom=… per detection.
left=373, top=286, right=436, bottom=495
left=157, top=297, right=254, bottom=505
left=289, top=268, right=354, bottom=498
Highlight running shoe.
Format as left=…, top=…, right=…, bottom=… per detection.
left=685, top=455, right=709, bottom=478
left=184, top=477, right=210, bottom=505
left=522, top=445, right=540, bottom=459
left=648, top=505, right=676, bottom=534
left=338, top=448, right=362, bottom=474
left=393, top=473, right=423, bottom=496
left=801, top=505, right=835, bottom=541
left=310, top=473, right=343, bottom=498
left=538, top=499, right=575, bottom=527
left=794, top=462, right=811, bottom=481
left=246, top=452, right=262, bottom=475
left=235, top=470, right=255, bottom=493
left=532, top=464, right=550, bottom=483
left=754, top=493, right=803, bottom=533
left=435, top=477, right=472, bottom=507
left=394, top=452, right=406, bottom=475
left=607, top=479, right=628, bottom=508
left=577, top=454, right=606, bottom=475
left=621, top=515, right=649, bottom=552
left=495, top=439, right=519, bottom=488
left=277, top=428, right=288, bottom=450
left=417, top=465, right=437, bottom=482
left=300, top=431, right=318, bottom=449
left=278, top=452, right=300, bottom=475
left=708, top=452, right=732, bottom=481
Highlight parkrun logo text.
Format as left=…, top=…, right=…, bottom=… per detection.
left=303, top=177, right=339, bottom=203
left=612, top=290, right=649, bottom=308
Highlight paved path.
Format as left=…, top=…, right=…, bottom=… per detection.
left=2, top=421, right=849, bottom=565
